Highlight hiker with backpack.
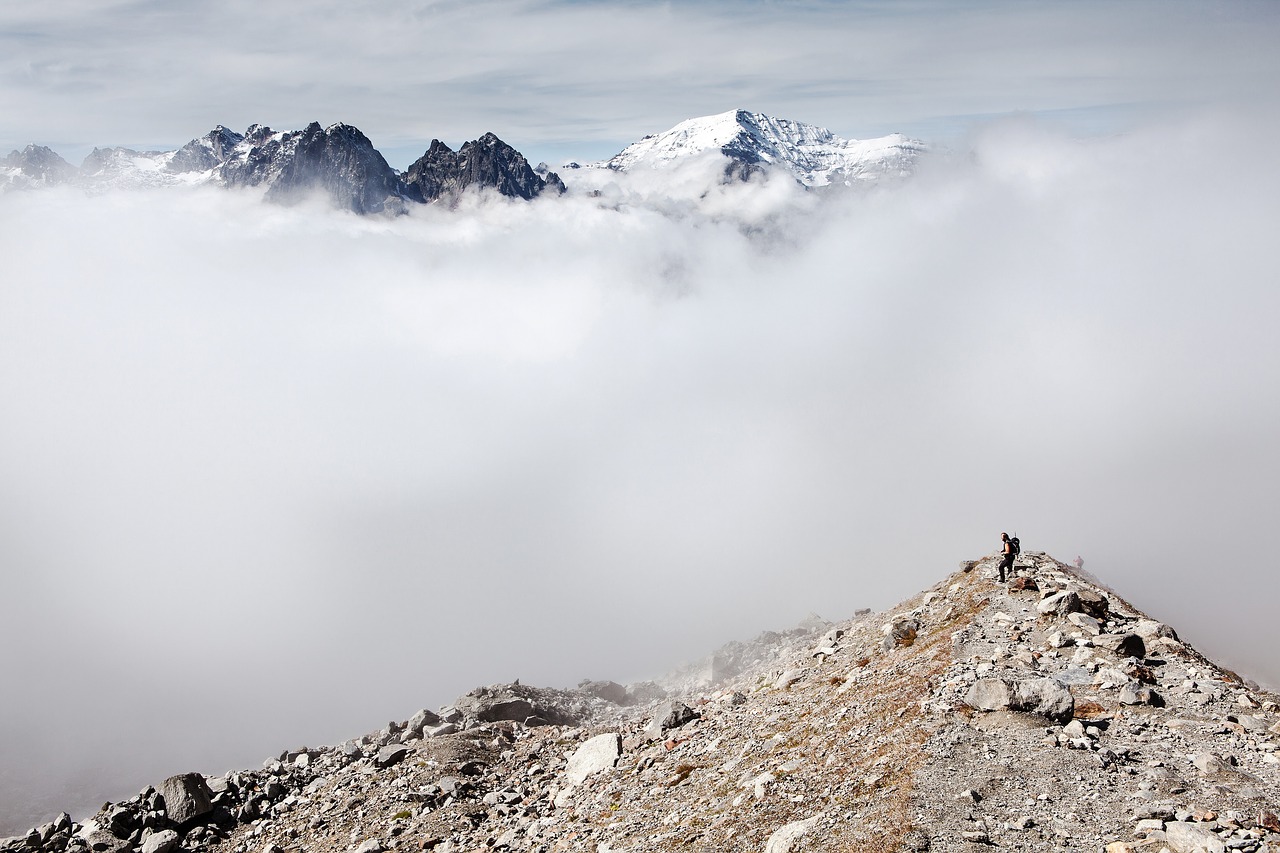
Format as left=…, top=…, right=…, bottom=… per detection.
left=999, top=532, right=1020, bottom=582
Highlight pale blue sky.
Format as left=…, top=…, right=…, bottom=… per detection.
left=3, top=0, right=1279, bottom=168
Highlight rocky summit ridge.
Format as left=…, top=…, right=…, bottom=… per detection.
left=0, top=124, right=563, bottom=214
left=7, top=551, right=1280, bottom=853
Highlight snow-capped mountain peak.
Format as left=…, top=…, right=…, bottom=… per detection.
left=604, top=109, right=926, bottom=187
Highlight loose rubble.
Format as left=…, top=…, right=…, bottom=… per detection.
left=5, top=552, right=1279, bottom=852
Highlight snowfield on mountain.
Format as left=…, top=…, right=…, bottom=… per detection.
left=594, top=109, right=926, bottom=188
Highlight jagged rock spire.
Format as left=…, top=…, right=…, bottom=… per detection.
left=402, top=132, right=565, bottom=204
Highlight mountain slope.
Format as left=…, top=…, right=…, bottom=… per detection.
left=218, top=123, right=409, bottom=214
left=7, top=551, right=1279, bottom=852
left=2, top=145, right=78, bottom=189
left=602, top=109, right=926, bottom=187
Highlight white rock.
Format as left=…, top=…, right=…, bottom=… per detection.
left=775, top=669, right=803, bottom=688
left=564, top=733, right=622, bottom=785
left=764, top=816, right=821, bottom=853
left=1164, top=821, right=1226, bottom=853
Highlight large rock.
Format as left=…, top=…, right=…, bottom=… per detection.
left=965, top=675, right=1074, bottom=723
left=1093, top=633, right=1146, bottom=659
left=1036, top=591, right=1082, bottom=616
left=577, top=680, right=630, bottom=705
left=453, top=683, right=581, bottom=726
left=80, top=831, right=131, bottom=853
left=764, top=817, right=821, bottom=853
left=1164, top=821, right=1226, bottom=853
left=564, top=733, right=621, bottom=785
left=140, top=829, right=179, bottom=853
left=1135, top=619, right=1179, bottom=641
left=1074, top=587, right=1110, bottom=617
left=644, top=700, right=699, bottom=740
left=376, top=744, right=412, bottom=768
left=882, top=617, right=919, bottom=648
left=1067, top=612, right=1102, bottom=635
left=158, top=773, right=213, bottom=826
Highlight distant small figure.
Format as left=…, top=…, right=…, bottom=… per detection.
left=998, top=532, right=1018, bottom=583
left=1073, top=556, right=1084, bottom=570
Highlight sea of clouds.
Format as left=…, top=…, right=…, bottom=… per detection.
left=2, top=112, right=1278, bottom=833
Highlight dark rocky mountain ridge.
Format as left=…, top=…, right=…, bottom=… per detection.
left=403, top=133, right=565, bottom=206
left=2, top=145, right=78, bottom=186
left=6, top=551, right=1280, bottom=852
left=1, top=123, right=564, bottom=213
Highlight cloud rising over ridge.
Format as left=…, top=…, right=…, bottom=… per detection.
left=2, top=111, right=1279, bottom=832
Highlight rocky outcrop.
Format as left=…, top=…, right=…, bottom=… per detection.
left=219, top=122, right=408, bottom=214
left=155, top=774, right=211, bottom=827
left=401, top=133, right=564, bottom=205
left=167, top=127, right=244, bottom=174
left=449, top=681, right=614, bottom=728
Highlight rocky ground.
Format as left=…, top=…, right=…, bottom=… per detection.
left=6, top=552, right=1279, bottom=852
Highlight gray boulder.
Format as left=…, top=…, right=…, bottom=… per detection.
left=140, top=830, right=179, bottom=853
left=644, top=700, right=700, bottom=740
left=1164, top=821, right=1226, bottom=853
left=404, top=708, right=442, bottom=736
left=965, top=675, right=1074, bottom=723
left=1066, top=612, right=1102, bottom=635
left=375, top=744, right=412, bottom=768
left=1074, top=587, right=1109, bottom=617
left=1093, top=632, right=1146, bottom=659
left=157, top=773, right=213, bottom=825
left=1036, top=591, right=1082, bottom=616
left=80, top=831, right=131, bottom=853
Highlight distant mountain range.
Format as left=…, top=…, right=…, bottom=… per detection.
left=1, top=123, right=563, bottom=214
left=2, top=111, right=927, bottom=212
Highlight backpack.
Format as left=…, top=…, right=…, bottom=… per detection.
left=1009, top=536, right=1021, bottom=556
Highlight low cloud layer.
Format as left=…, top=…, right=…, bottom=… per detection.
left=2, top=112, right=1279, bottom=832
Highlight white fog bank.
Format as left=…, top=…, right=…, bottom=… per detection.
left=2, top=112, right=1278, bottom=833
